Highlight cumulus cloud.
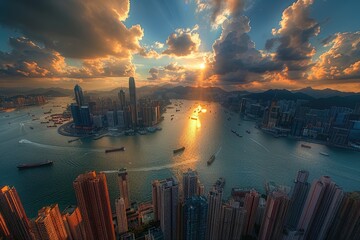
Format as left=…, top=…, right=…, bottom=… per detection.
left=163, top=25, right=201, bottom=57
left=266, top=0, right=319, bottom=79
left=147, top=68, right=159, bottom=80
left=0, top=0, right=144, bottom=59
left=310, top=32, right=360, bottom=81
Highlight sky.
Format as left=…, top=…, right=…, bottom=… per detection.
left=0, top=0, right=359, bottom=92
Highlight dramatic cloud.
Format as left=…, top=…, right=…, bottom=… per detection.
left=147, top=68, right=159, bottom=80
left=163, top=25, right=201, bottom=57
left=266, top=0, right=319, bottom=79
left=310, top=32, right=360, bottom=81
left=0, top=0, right=144, bottom=59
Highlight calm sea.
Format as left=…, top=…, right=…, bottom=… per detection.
left=1, top=97, right=359, bottom=217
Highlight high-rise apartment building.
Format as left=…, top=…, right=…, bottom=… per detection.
left=297, top=176, right=343, bottom=240
left=182, top=196, right=208, bottom=240
left=74, top=84, right=84, bottom=106
left=0, top=186, right=33, bottom=240
left=285, top=170, right=310, bottom=230
left=31, top=204, right=68, bottom=240
left=118, top=168, right=130, bottom=209
left=205, top=188, right=223, bottom=240
left=218, top=202, right=246, bottom=240
left=62, top=205, right=86, bottom=240
left=129, top=77, right=137, bottom=128
left=115, top=197, right=128, bottom=235
left=258, top=190, right=290, bottom=240
left=73, top=171, right=115, bottom=240
left=152, top=177, right=179, bottom=240
left=243, top=189, right=260, bottom=237
left=0, top=212, right=10, bottom=239
left=183, top=169, right=199, bottom=200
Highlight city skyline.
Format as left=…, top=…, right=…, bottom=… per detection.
left=0, top=0, right=359, bottom=92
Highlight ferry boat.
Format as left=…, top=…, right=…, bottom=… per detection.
left=207, top=154, right=215, bottom=165
left=173, top=147, right=185, bottom=154
left=301, top=144, right=311, bottom=149
left=17, top=161, right=53, bottom=170
left=105, top=147, right=125, bottom=153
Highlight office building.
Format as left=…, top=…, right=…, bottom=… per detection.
left=70, top=103, right=82, bottom=127
left=73, top=171, right=115, bottom=240
left=182, top=196, right=208, bottom=240
left=118, top=89, right=126, bottom=110
left=31, top=204, right=68, bottom=240
left=258, top=190, right=290, bottom=240
left=74, top=84, right=84, bottom=106
left=117, top=110, right=125, bottom=128
left=0, top=186, right=33, bottom=240
left=297, top=176, right=343, bottom=240
left=118, top=169, right=130, bottom=209
left=107, top=111, right=117, bottom=128
left=115, top=198, right=128, bottom=235
left=183, top=169, right=199, bottom=200
left=79, top=106, right=92, bottom=128
left=62, top=205, right=86, bottom=240
left=129, top=77, right=137, bottom=128
left=285, top=170, right=310, bottom=230
left=152, top=178, right=178, bottom=240
left=326, top=191, right=360, bottom=240
left=205, top=188, right=223, bottom=240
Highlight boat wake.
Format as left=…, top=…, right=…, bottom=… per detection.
left=101, top=158, right=199, bottom=173
left=215, top=146, right=222, bottom=157
left=249, top=138, right=270, bottom=153
left=18, top=139, right=103, bottom=152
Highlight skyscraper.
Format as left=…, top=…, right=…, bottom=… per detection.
left=31, top=204, right=68, bottom=240
left=258, top=190, right=290, bottom=240
left=243, top=189, right=260, bottom=237
left=218, top=203, right=246, bottom=240
left=152, top=177, right=179, bottom=240
left=118, top=168, right=130, bottom=209
left=115, top=197, right=128, bottom=234
left=118, top=89, right=126, bottom=110
left=183, top=196, right=208, bottom=240
left=129, top=77, right=137, bottom=128
left=205, top=188, right=223, bottom=240
left=183, top=169, right=199, bottom=200
left=62, top=205, right=86, bottom=240
left=73, top=171, right=115, bottom=240
left=0, top=186, right=33, bottom=240
left=285, top=170, right=310, bottom=230
left=74, top=84, right=85, bottom=106
left=297, top=176, right=343, bottom=240
left=0, top=212, right=10, bottom=239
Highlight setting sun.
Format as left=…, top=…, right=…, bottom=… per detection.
left=199, top=63, right=206, bottom=69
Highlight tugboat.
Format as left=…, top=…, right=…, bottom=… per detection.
left=17, top=161, right=53, bottom=170
left=105, top=147, right=125, bottom=153
left=173, top=147, right=185, bottom=154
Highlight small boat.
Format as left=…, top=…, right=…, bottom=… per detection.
left=319, top=152, right=329, bottom=156
left=246, top=130, right=251, bottom=134
left=171, top=118, right=173, bottom=121
left=17, top=161, right=53, bottom=170
left=190, top=116, right=198, bottom=120
left=29, top=126, right=34, bottom=130
left=105, top=147, right=125, bottom=153
left=301, top=144, right=311, bottom=149
left=173, top=147, right=185, bottom=154
left=207, top=154, right=215, bottom=165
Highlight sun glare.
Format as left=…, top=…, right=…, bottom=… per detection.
left=199, top=63, right=206, bottom=69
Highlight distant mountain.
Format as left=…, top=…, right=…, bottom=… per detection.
left=0, top=87, right=72, bottom=97
left=305, top=95, right=360, bottom=109
left=293, top=87, right=358, bottom=98
left=245, top=89, right=314, bottom=101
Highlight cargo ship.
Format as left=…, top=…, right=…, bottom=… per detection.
left=105, top=147, right=125, bottom=153
left=207, top=154, right=215, bottom=165
left=17, top=161, right=53, bottom=169
left=173, top=147, right=185, bottom=154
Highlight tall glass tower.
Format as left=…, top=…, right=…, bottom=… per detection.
left=74, top=84, right=84, bottom=106
left=129, top=77, right=137, bottom=128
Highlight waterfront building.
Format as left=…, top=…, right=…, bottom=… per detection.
left=285, top=170, right=310, bottom=230
left=297, top=176, right=343, bottom=240
left=129, top=77, right=137, bottom=128
left=73, top=171, right=115, bottom=240
left=32, top=204, right=68, bottom=240
left=74, top=84, right=84, bottom=106
left=258, top=190, right=290, bottom=240
left=118, top=169, right=130, bottom=209
left=183, top=169, right=199, bottom=200
left=92, top=115, right=104, bottom=128
left=115, top=198, right=128, bottom=235
left=152, top=177, right=178, bottom=240
left=79, top=106, right=92, bottom=128
left=0, top=186, right=33, bottom=240
left=326, top=191, right=360, bottom=239
left=106, top=111, right=117, bottom=128
left=62, top=205, right=86, bottom=240
left=182, top=196, right=208, bottom=240
left=117, top=110, right=125, bottom=128
left=205, top=188, right=223, bottom=240
left=118, top=90, right=126, bottom=110
left=70, top=103, right=82, bottom=127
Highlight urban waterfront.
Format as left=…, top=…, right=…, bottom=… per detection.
left=1, top=97, right=359, bottom=218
